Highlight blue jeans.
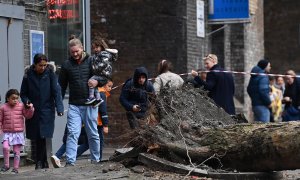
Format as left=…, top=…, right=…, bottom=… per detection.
left=77, top=143, right=89, bottom=157
left=77, top=126, right=104, bottom=160
left=55, top=143, right=89, bottom=159
left=55, top=143, right=66, bottom=159
left=66, top=105, right=100, bottom=164
left=253, top=105, right=270, bottom=123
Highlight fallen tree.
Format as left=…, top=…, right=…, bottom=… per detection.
left=138, top=153, right=281, bottom=179
left=125, top=85, right=300, bottom=172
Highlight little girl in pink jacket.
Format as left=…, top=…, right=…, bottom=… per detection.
left=0, top=89, right=34, bottom=174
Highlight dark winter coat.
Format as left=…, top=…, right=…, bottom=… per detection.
left=283, top=78, right=300, bottom=109
left=20, top=65, right=64, bottom=139
left=59, top=53, right=93, bottom=105
left=282, top=79, right=300, bottom=121
left=247, top=66, right=271, bottom=107
left=119, top=67, right=155, bottom=119
left=194, top=64, right=235, bottom=115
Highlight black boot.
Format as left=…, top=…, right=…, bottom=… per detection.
left=43, top=160, right=49, bottom=169
left=35, top=161, right=43, bottom=170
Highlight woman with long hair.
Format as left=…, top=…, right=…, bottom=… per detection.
left=153, top=59, right=184, bottom=94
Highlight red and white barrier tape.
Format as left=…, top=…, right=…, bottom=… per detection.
left=198, top=70, right=298, bottom=78
left=111, top=70, right=297, bottom=91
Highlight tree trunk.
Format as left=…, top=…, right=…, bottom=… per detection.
left=130, top=121, right=300, bottom=172
left=124, top=85, right=300, bottom=172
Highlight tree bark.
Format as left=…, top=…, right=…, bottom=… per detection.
left=130, top=121, right=300, bottom=172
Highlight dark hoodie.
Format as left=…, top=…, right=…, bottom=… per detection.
left=119, top=67, right=154, bottom=118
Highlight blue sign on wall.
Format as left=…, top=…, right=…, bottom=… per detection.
left=30, top=30, right=45, bottom=64
left=208, top=0, right=249, bottom=22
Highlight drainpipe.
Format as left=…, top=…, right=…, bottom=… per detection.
left=7, top=17, right=13, bottom=88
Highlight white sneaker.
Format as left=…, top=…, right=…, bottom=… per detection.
left=51, top=155, right=62, bottom=168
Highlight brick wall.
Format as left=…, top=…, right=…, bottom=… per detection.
left=23, top=0, right=48, bottom=66
left=24, top=0, right=48, bottom=160
left=229, top=24, right=245, bottom=104
left=210, top=25, right=225, bottom=67
left=264, top=0, right=300, bottom=74
left=90, top=0, right=266, bottom=142
left=186, top=0, right=207, bottom=71
left=206, top=0, right=264, bottom=121
left=243, top=0, right=264, bottom=121
left=90, top=0, right=207, bottom=146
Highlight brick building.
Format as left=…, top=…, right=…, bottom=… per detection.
left=89, top=0, right=265, bottom=144
left=2, top=0, right=296, bottom=157
left=90, top=0, right=205, bottom=141
left=264, top=0, right=300, bottom=74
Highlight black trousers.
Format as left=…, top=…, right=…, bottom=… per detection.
left=126, top=112, right=141, bottom=129
left=35, top=138, right=47, bottom=163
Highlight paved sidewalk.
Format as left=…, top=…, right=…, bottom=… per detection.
left=1, top=147, right=300, bottom=180
left=0, top=148, right=187, bottom=180
left=20, top=147, right=116, bottom=173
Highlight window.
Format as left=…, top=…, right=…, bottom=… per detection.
left=47, top=0, right=84, bottom=66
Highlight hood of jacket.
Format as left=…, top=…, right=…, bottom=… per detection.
left=250, top=66, right=265, bottom=76
left=25, top=64, right=54, bottom=77
left=133, top=67, right=149, bottom=87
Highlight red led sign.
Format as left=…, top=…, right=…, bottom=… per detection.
left=48, top=9, right=79, bottom=19
left=47, top=0, right=79, bottom=6
left=47, top=0, right=80, bottom=20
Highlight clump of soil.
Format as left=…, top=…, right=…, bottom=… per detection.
left=156, top=84, right=237, bottom=131
left=141, top=84, right=237, bottom=142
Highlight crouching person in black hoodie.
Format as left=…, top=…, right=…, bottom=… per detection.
left=119, top=67, right=155, bottom=129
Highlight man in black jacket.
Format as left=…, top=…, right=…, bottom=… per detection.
left=191, top=54, right=235, bottom=115
left=59, top=38, right=100, bottom=166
